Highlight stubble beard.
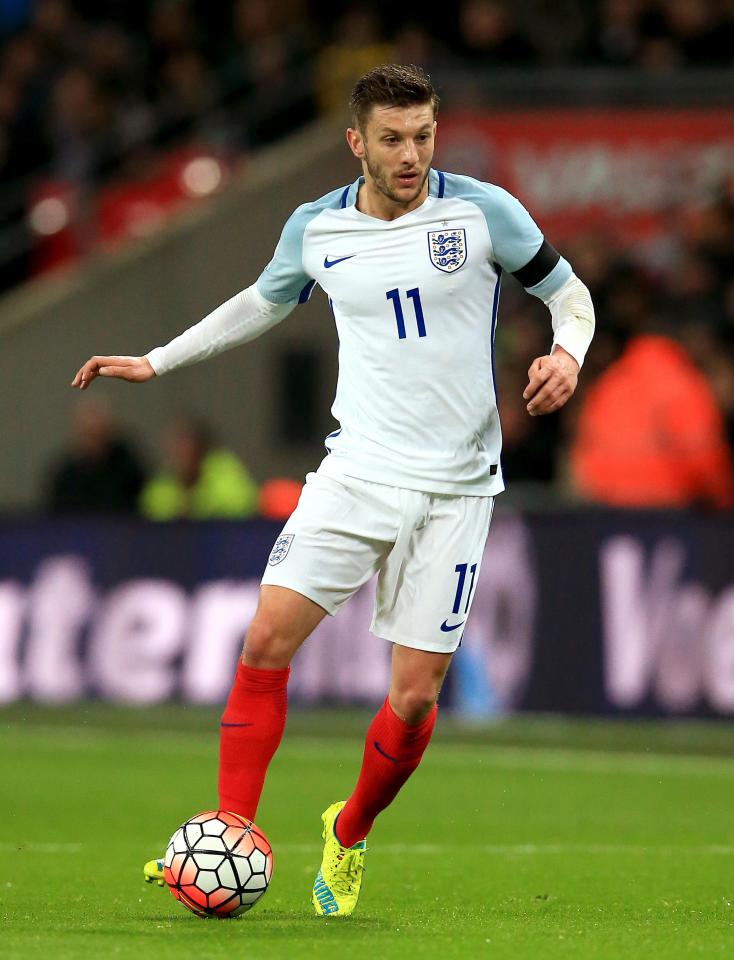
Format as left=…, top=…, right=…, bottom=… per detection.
left=364, top=148, right=429, bottom=208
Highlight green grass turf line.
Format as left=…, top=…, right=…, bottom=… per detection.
left=1, top=708, right=734, bottom=959
left=3, top=701, right=734, bottom=756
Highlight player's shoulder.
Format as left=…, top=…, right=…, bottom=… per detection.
left=286, top=184, right=353, bottom=230
left=438, top=170, right=521, bottom=212
left=437, top=169, right=545, bottom=271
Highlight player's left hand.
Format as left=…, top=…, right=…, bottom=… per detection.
left=523, top=346, right=579, bottom=416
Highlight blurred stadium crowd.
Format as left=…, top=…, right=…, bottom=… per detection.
left=2, top=1, right=733, bottom=275
left=2, top=0, right=733, bottom=192
left=1, top=0, right=733, bottom=511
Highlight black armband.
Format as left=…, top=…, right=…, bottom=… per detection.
left=511, top=240, right=561, bottom=289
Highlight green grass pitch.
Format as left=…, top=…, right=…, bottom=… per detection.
left=1, top=705, right=733, bottom=959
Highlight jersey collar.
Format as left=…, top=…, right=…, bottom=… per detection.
left=341, top=169, right=444, bottom=211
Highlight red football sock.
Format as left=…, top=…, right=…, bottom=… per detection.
left=335, top=696, right=437, bottom=848
left=218, top=662, right=289, bottom=822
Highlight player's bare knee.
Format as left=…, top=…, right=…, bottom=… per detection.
left=241, top=616, right=292, bottom=669
left=390, top=688, right=437, bottom=726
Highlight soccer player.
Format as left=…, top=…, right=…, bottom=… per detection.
left=71, top=64, right=594, bottom=916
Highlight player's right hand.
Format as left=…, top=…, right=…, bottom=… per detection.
left=70, top=355, right=156, bottom=390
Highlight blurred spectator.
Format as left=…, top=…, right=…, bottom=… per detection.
left=569, top=332, right=734, bottom=509
left=147, top=0, right=196, bottom=81
left=590, top=0, right=647, bottom=67
left=393, top=22, right=448, bottom=70
left=0, top=32, right=50, bottom=182
left=455, top=0, right=535, bottom=66
left=223, top=0, right=316, bottom=147
left=86, top=23, right=142, bottom=103
left=706, top=348, right=734, bottom=453
left=157, top=48, right=227, bottom=146
left=47, top=398, right=148, bottom=513
left=314, top=6, right=394, bottom=115
left=49, top=66, right=116, bottom=183
left=139, top=414, right=259, bottom=520
left=694, top=193, right=734, bottom=290
left=258, top=477, right=304, bottom=520
left=511, top=0, right=589, bottom=66
left=31, top=0, right=80, bottom=64
left=659, top=0, right=733, bottom=67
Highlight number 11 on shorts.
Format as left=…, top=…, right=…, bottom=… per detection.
left=452, top=562, right=477, bottom=615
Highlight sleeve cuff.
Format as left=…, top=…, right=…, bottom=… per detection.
left=552, top=328, right=589, bottom=368
left=145, top=347, right=166, bottom=376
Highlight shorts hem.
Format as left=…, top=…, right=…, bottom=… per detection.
left=371, top=626, right=461, bottom=654
left=260, top=574, right=340, bottom=617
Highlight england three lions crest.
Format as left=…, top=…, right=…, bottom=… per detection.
left=268, top=534, right=294, bottom=565
left=428, top=228, right=467, bottom=273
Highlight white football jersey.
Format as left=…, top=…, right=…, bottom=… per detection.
left=256, top=169, right=573, bottom=497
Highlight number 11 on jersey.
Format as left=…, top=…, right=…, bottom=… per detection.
left=386, top=288, right=427, bottom=339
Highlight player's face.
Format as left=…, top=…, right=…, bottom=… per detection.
left=348, top=103, right=436, bottom=212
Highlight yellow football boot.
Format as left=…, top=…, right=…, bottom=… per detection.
left=143, top=857, right=165, bottom=887
left=311, top=801, right=367, bottom=917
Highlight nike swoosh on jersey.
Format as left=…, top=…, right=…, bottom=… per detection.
left=323, top=254, right=356, bottom=268
left=440, top=619, right=465, bottom=632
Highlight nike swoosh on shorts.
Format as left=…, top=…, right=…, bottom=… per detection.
left=440, top=620, right=465, bottom=632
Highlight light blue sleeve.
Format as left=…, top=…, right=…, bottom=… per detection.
left=525, top=257, right=573, bottom=300
left=256, top=186, right=346, bottom=305
left=441, top=173, right=571, bottom=294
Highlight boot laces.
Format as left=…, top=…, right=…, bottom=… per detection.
left=330, top=847, right=363, bottom=896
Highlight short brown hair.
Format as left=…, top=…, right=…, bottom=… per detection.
left=350, top=63, right=440, bottom=131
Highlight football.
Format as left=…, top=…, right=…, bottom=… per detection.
left=163, top=810, right=273, bottom=918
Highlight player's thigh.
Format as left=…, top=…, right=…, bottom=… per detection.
left=243, top=585, right=328, bottom=668
left=374, top=495, right=494, bottom=653
left=261, top=471, right=397, bottom=618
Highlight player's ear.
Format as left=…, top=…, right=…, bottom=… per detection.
left=346, top=127, right=365, bottom=160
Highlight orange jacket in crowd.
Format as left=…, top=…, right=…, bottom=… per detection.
left=570, top=335, right=734, bottom=509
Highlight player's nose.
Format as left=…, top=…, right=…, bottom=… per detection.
left=402, top=140, right=419, bottom=164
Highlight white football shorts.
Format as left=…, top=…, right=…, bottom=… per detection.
left=261, top=471, right=494, bottom=653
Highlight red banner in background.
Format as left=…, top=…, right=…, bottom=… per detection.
left=435, top=110, right=734, bottom=244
